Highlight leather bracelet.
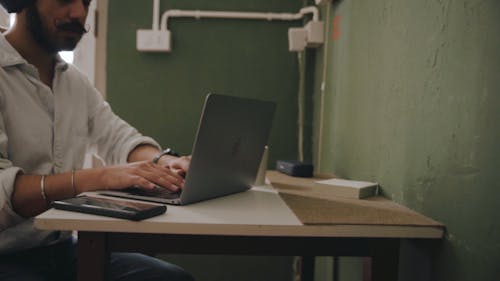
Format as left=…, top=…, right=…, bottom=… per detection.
left=152, top=148, right=180, bottom=164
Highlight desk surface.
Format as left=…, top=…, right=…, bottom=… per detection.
left=35, top=186, right=444, bottom=239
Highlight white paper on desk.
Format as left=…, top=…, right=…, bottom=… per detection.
left=315, top=178, right=378, bottom=189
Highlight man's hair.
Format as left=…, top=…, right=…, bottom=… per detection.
left=0, top=0, right=34, bottom=13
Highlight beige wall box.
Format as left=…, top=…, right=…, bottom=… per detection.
left=314, top=178, right=379, bottom=199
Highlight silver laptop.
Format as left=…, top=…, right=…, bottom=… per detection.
left=100, top=94, right=276, bottom=205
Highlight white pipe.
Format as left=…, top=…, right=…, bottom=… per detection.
left=152, top=0, right=160, bottom=30
left=160, top=6, right=320, bottom=30
left=297, top=51, right=305, bottom=162
left=299, top=6, right=319, bottom=21
left=316, top=4, right=331, bottom=171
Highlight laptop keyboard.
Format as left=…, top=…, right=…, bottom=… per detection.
left=124, top=186, right=181, bottom=200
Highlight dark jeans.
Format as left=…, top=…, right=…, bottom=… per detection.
left=0, top=238, right=194, bottom=281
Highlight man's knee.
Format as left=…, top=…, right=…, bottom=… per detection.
left=110, top=253, right=194, bottom=281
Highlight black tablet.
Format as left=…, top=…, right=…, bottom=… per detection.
left=51, top=196, right=167, bottom=221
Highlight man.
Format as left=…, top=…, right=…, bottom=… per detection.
left=0, top=0, right=194, bottom=280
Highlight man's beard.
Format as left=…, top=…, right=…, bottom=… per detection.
left=25, top=4, right=87, bottom=54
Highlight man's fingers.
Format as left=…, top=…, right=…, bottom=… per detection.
left=137, top=163, right=184, bottom=191
left=170, top=156, right=191, bottom=174
left=155, top=166, right=185, bottom=187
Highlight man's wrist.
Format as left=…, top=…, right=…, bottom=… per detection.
left=152, top=148, right=180, bottom=164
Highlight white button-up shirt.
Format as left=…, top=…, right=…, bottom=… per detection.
left=0, top=33, right=160, bottom=254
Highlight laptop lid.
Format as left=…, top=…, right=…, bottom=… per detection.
left=100, top=94, right=276, bottom=205
left=179, top=93, right=276, bottom=204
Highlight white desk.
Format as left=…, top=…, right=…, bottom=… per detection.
left=35, top=187, right=444, bottom=281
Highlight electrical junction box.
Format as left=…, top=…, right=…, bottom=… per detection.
left=288, top=27, right=307, bottom=52
left=305, top=21, right=324, bottom=47
left=136, top=29, right=171, bottom=52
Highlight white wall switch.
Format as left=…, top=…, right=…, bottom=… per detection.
left=136, top=29, right=171, bottom=52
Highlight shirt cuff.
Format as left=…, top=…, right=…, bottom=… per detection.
left=0, top=166, right=25, bottom=231
left=119, top=136, right=161, bottom=164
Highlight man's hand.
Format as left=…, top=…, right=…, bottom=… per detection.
left=102, top=161, right=185, bottom=192
left=157, top=155, right=191, bottom=178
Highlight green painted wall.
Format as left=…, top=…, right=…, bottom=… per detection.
left=313, top=0, right=500, bottom=280
left=106, top=0, right=305, bottom=166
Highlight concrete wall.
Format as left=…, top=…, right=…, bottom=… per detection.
left=312, top=0, right=500, bottom=280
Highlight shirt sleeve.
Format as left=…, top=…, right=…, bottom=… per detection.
left=86, top=86, right=161, bottom=165
left=0, top=113, right=25, bottom=231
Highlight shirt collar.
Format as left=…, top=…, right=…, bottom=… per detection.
left=0, top=33, right=27, bottom=67
left=0, top=32, right=69, bottom=71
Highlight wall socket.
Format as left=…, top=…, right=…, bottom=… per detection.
left=136, top=29, right=171, bottom=52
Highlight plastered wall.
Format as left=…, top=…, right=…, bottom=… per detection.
left=312, top=0, right=500, bottom=280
